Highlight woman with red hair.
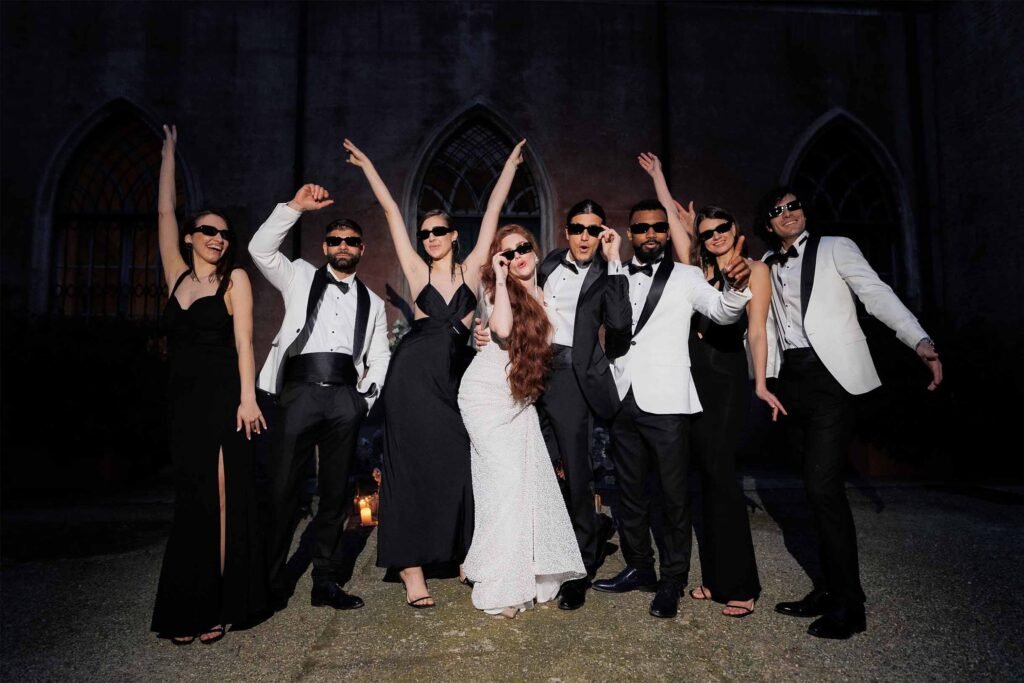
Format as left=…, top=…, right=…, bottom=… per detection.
left=458, top=224, right=586, bottom=619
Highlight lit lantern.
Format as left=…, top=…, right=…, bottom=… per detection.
left=352, top=490, right=379, bottom=527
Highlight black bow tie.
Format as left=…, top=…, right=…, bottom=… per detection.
left=765, top=246, right=799, bottom=267
left=628, top=259, right=661, bottom=277
left=328, top=279, right=351, bottom=294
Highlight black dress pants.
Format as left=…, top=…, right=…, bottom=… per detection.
left=778, top=348, right=865, bottom=607
left=267, top=381, right=365, bottom=591
left=537, top=356, right=600, bottom=574
left=609, top=389, right=692, bottom=581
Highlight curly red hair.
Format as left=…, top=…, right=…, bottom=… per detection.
left=481, top=225, right=552, bottom=403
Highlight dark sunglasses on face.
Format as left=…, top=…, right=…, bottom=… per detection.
left=698, top=220, right=734, bottom=242
left=566, top=223, right=604, bottom=238
left=418, top=226, right=455, bottom=241
left=192, top=225, right=234, bottom=241
left=767, top=200, right=802, bottom=218
left=325, top=235, right=363, bottom=248
left=629, top=222, right=670, bottom=235
left=499, top=242, right=534, bottom=261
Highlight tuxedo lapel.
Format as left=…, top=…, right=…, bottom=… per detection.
left=275, top=266, right=330, bottom=393
left=800, top=233, right=821, bottom=323
left=633, top=258, right=674, bottom=336
left=577, top=253, right=604, bottom=304
left=352, top=276, right=370, bottom=363
left=538, top=249, right=566, bottom=289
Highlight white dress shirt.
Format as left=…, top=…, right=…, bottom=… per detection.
left=768, top=232, right=811, bottom=351
left=301, top=266, right=357, bottom=355
left=626, top=257, right=665, bottom=331
left=543, top=256, right=591, bottom=346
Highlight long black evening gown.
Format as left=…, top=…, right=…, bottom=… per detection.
left=377, top=269, right=476, bottom=570
left=687, top=276, right=762, bottom=603
left=151, top=270, right=267, bottom=637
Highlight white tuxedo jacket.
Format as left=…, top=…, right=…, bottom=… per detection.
left=248, top=203, right=390, bottom=408
left=610, top=259, right=750, bottom=415
left=763, top=234, right=928, bottom=395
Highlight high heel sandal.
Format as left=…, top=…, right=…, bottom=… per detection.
left=199, top=625, right=225, bottom=644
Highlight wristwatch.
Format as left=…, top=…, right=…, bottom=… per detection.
left=916, top=336, right=936, bottom=352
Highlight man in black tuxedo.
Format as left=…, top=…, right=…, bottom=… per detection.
left=536, top=199, right=632, bottom=610
left=476, top=198, right=630, bottom=610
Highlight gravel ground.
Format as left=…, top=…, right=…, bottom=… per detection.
left=2, top=475, right=1022, bottom=682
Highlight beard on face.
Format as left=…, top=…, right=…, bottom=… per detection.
left=634, top=240, right=666, bottom=264
left=328, top=251, right=361, bottom=271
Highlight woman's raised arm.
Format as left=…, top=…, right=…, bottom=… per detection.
left=344, top=139, right=425, bottom=286
left=158, top=125, right=188, bottom=289
left=465, top=140, right=527, bottom=272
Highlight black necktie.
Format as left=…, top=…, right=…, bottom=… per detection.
left=560, top=258, right=579, bottom=274
left=765, top=246, right=798, bottom=267
left=328, top=279, right=350, bottom=294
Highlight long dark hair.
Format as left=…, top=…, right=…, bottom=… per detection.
left=418, top=209, right=459, bottom=280
left=693, top=205, right=741, bottom=273
left=182, top=208, right=236, bottom=284
left=481, top=225, right=552, bottom=403
left=566, top=198, right=606, bottom=224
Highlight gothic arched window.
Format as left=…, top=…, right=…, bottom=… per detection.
left=416, top=118, right=541, bottom=254
left=51, top=115, right=182, bottom=320
left=789, top=119, right=901, bottom=286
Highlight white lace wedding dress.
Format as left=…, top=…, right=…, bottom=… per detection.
left=458, top=339, right=586, bottom=614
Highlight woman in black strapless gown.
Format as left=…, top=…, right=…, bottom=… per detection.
left=151, top=126, right=267, bottom=644
left=345, top=137, right=527, bottom=607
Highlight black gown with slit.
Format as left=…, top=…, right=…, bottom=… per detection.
left=151, top=270, right=267, bottom=637
left=377, top=268, right=476, bottom=571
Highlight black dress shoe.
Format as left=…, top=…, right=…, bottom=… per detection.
left=311, top=582, right=365, bottom=610
left=592, top=567, right=658, bottom=594
left=808, top=606, right=866, bottom=640
left=649, top=579, right=682, bottom=618
left=558, top=578, right=588, bottom=611
left=775, top=589, right=834, bottom=618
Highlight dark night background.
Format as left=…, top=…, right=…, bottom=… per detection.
left=1, top=0, right=1022, bottom=504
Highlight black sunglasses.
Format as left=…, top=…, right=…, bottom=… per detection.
left=499, top=242, right=534, bottom=261
left=698, top=220, right=734, bottom=242
left=192, top=224, right=234, bottom=241
left=767, top=200, right=802, bottom=218
left=566, top=223, right=604, bottom=238
left=629, top=222, right=670, bottom=235
left=325, top=235, right=363, bottom=247
left=418, top=226, right=455, bottom=241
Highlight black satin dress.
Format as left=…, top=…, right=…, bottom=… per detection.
left=151, top=270, right=267, bottom=637
left=377, top=269, right=477, bottom=570
left=688, top=276, right=762, bottom=602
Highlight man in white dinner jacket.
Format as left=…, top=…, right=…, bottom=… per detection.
left=249, top=183, right=390, bottom=612
left=760, top=186, right=942, bottom=640
left=591, top=199, right=751, bottom=620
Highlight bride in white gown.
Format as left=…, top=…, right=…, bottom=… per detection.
left=459, top=224, right=585, bottom=618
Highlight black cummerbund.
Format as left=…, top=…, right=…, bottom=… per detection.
left=284, top=352, right=357, bottom=385
left=551, top=343, right=574, bottom=369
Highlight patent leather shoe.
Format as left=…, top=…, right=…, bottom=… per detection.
left=808, top=606, right=866, bottom=640
left=774, top=589, right=834, bottom=618
left=592, top=566, right=658, bottom=594
left=649, top=578, right=683, bottom=618
left=311, top=582, right=365, bottom=610
left=557, top=578, right=588, bottom=611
